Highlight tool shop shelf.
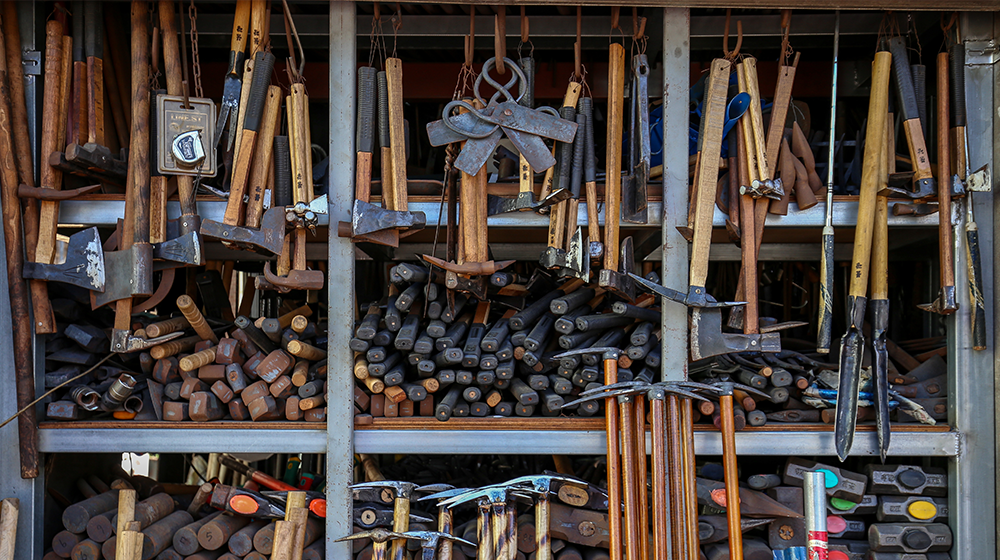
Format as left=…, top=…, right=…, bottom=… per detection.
left=37, top=422, right=327, bottom=454
left=353, top=418, right=959, bottom=457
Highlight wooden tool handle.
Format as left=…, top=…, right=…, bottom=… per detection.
left=935, top=51, right=954, bottom=292
left=849, top=51, right=892, bottom=298
left=764, top=61, right=797, bottom=171
left=249, top=0, right=268, bottom=56
left=159, top=1, right=182, bottom=93
left=149, top=334, right=199, bottom=359
left=689, top=59, right=730, bottom=288
left=742, top=59, right=770, bottom=181
left=246, top=85, right=282, bottom=228
left=229, top=0, right=252, bottom=64
left=179, top=347, right=217, bottom=372
left=385, top=58, right=407, bottom=211
left=35, top=21, right=63, bottom=261
left=146, top=316, right=189, bottom=338
left=177, top=295, right=218, bottom=343
left=604, top=45, right=626, bottom=271
left=286, top=340, right=326, bottom=361
left=127, top=3, right=151, bottom=246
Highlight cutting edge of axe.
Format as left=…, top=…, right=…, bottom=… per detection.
left=22, top=227, right=106, bottom=292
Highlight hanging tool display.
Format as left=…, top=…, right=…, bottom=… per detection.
left=834, top=48, right=891, bottom=461
left=214, top=0, right=251, bottom=150
left=623, top=12, right=650, bottom=225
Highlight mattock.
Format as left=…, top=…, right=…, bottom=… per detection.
left=350, top=481, right=417, bottom=560
left=552, top=347, right=626, bottom=560
left=644, top=382, right=714, bottom=560
left=501, top=474, right=587, bottom=560
left=698, top=381, right=771, bottom=560
left=631, top=59, right=801, bottom=361
left=336, top=528, right=420, bottom=560
left=339, top=65, right=425, bottom=247
left=103, top=2, right=182, bottom=353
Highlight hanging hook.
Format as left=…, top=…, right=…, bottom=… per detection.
left=722, top=10, right=742, bottom=61
left=281, top=0, right=304, bottom=83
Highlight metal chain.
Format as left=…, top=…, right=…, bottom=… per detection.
left=188, top=0, right=203, bottom=98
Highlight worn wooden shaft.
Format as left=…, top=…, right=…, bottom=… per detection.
left=604, top=44, right=625, bottom=270
left=650, top=399, right=667, bottom=560
left=634, top=396, right=648, bottom=560
left=719, top=395, right=742, bottom=560
left=146, top=317, right=189, bottom=339
left=150, top=335, right=200, bottom=360
left=935, top=51, right=954, bottom=296
left=619, top=398, right=639, bottom=560
left=664, top=394, right=685, bottom=560
left=179, top=347, right=217, bottom=372
left=680, top=400, right=699, bottom=560
left=177, top=295, right=218, bottom=343
left=286, top=340, right=326, bottom=361
left=246, top=86, right=282, bottom=228
left=603, top=358, right=622, bottom=560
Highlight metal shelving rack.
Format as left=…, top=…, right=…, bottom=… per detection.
left=0, top=4, right=993, bottom=560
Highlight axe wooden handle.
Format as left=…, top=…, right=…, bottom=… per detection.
left=385, top=58, right=407, bottom=212
left=848, top=51, right=892, bottom=299
left=245, top=85, right=282, bottom=229
left=737, top=125, right=759, bottom=334
left=604, top=45, right=626, bottom=271
left=688, top=58, right=729, bottom=288
left=935, top=51, right=955, bottom=295
left=230, top=57, right=255, bottom=182
left=85, top=2, right=104, bottom=147
left=159, top=0, right=198, bottom=219
left=57, top=35, right=71, bottom=161
left=73, top=57, right=88, bottom=147
left=0, top=17, right=39, bottom=477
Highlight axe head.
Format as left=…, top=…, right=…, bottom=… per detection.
left=917, top=286, right=957, bottom=315
left=153, top=231, right=204, bottom=268
left=556, top=227, right=590, bottom=281
left=965, top=164, right=991, bottom=192
left=93, top=243, right=154, bottom=308
left=200, top=206, right=287, bottom=255
left=689, top=307, right=781, bottom=361
left=23, top=227, right=105, bottom=292
left=353, top=199, right=426, bottom=235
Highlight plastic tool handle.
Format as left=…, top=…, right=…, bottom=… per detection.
left=570, top=114, right=585, bottom=198
left=242, top=51, right=274, bottom=133
left=949, top=44, right=966, bottom=129
left=357, top=66, right=377, bottom=155
left=557, top=106, right=576, bottom=191
left=888, top=38, right=919, bottom=122
left=229, top=0, right=252, bottom=65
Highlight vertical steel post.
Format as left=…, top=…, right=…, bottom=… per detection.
left=956, top=12, right=996, bottom=560
left=327, top=1, right=356, bottom=558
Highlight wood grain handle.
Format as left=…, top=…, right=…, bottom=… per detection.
left=158, top=1, right=182, bottom=93
left=245, top=85, right=282, bottom=229
left=229, top=0, right=252, bottom=65
left=604, top=44, right=626, bottom=271
left=936, top=51, right=954, bottom=292
left=249, top=0, right=268, bottom=56
left=286, top=340, right=326, bottom=361
left=145, top=316, right=189, bottom=338
left=149, top=335, right=200, bottom=360
left=179, top=346, right=217, bottom=372
left=848, top=51, right=891, bottom=298
left=688, top=59, right=730, bottom=288
left=385, top=58, right=407, bottom=212
left=176, top=295, right=218, bottom=343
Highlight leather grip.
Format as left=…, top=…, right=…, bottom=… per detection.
left=910, top=64, right=927, bottom=139
left=949, top=44, right=966, bottom=128
left=242, top=51, right=274, bottom=132
left=888, top=38, right=919, bottom=122
left=557, top=106, right=576, bottom=191
left=377, top=70, right=390, bottom=149
left=518, top=57, right=535, bottom=109
left=570, top=114, right=585, bottom=198
left=356, top=66, right=377, bottom=154
left=273, top=136, right=292, bottom=207
left=579, top=97, right=596, bottom=183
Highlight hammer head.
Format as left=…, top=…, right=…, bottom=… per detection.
left=350, top=480, right=417, bottom=501
left=22, top=227, right=106, bottom=292
left=263, top=261, right=325, bottom=292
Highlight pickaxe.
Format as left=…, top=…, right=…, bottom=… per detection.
left=553, top=347, right=626, bottom=560
left=699, top=380, right=771, bottom=560
left=403, top=531, right=476, bottom=560
left=439, top=484, right=533, bottom=560
left=354, top=503, right=434, bottom=530
left=336, top=528, right=420, bottom=560
left=416, top=483, right=465, bottom=560
left=501, top=474, right=587, bottom=560
left=350, top=481, right=417, bottom=560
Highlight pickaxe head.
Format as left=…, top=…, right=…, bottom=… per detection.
left=438, top=485, right=522, bottom=509
left=109, top=328, right=183, bottom=354
left=200, top=206, right=286, bottom=255
left=700, top=380, right=771, bottom=400
left=403, top=530, right=476, bottom=552
left=563, top=382, right=650, bottom=408
left=350, top=480, right=418, bottom=501
left=646, top=381, right=715, bottom=403
left=554, top=346, right=623, bottom=362
left=336, top=528, right=411, bottom=544
left=22, top=227, right=105, bottom=292
left=352, top=199, right=426, bottom=236
left=629, top=273, right=743, bottom=308
left=415, top=483, right=456, bottom=495
left=417, top=486, right=470, bottom=504
left=262, top=261, right=325, bottom=292
left=502, top=474, right=586, bottom=496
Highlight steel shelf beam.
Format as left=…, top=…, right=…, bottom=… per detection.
left=39, top=428, right=328, bottom=454
left=355, top=429, right=960, bottom=457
